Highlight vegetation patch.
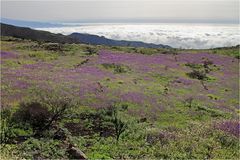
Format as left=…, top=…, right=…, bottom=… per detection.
left=0, top=37, right=239, bottom=159
left=102, top=63, right=131, bottom=73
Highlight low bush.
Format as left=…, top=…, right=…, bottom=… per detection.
left=65, top=103, right=128, bottom=141
left=102, top=63, right=131, bottom=73
left=107, top=105, right=128, bottom=141
left=135, top=48, right=159, bottom=55
left=28, top=51, right=58, bottom=61
left=184, top=97, right=194, bottom=108
left=195, top=106, right=224, bottom=117
left=85, top=46, right=98, bottom=55
left=41, top=43, right=63, bottom=51
left=19, top=138, right=67, bottom=159
left=187, top=70, right=207, bottom=80
left=185, top=63, right=202, bottom=69
left=13, top=102, right=51, bottom=134
left=0, top=108, right=15, bottom=144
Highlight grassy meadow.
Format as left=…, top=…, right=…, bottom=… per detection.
left=0, top=36, right=239, bottom=159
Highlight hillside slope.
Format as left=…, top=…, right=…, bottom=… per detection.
left=1, top=23, right=78, bottom=43
left=1, top=23, right=171, bottom=48
left=69, top=32, right=171, bottom=48
left=0, top=37, right=239, bottom=159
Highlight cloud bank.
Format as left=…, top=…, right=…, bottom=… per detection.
left=37, top=23, right=239, bottom=49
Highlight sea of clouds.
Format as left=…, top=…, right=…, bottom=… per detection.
left=37, top=23, right=239, bottom=49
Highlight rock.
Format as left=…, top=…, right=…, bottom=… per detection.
left=67, top=144, right=87, bottom=159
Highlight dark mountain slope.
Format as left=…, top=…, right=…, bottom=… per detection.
left=1, top=23, right=171, bottom=48
left=1, top=23, right=77, bottom=43
left=69, top=33, right=171, bottom=48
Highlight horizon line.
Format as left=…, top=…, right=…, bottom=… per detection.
left=1, top=17, right=239, bottom=25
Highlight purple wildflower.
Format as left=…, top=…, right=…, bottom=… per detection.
left=1, top=51, right=18, bottom=59
left=215, top=120, right=240, bottom=138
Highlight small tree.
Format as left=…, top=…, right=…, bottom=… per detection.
left=186, top=59, right=214, bottom=90
left=187, top=70, right=207, bottom=80
left=15, top=88, right=79, bottom=137
left=107, top=104, right=127, bottom=142
left=15, top=102, right=51, bottom=133
left=85, top=46, right=97, bottom=55
left=185, top=97, right=194, bottom=108
left=202, top=59, right=213, bottom=73
left=171, top=49, right=178, bottom=62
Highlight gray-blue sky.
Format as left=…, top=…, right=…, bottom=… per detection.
left=1, top=0, right=239, bottom=23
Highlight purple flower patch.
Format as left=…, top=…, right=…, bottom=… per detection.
left=215, top=120, right=240, bottom=138
left=1, top=51, right=18, bottom=59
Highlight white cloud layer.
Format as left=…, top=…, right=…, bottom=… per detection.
left=37, top=23, right=239, bottom=49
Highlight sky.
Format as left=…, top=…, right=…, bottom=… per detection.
left=1, top=0, right=239, bottom=23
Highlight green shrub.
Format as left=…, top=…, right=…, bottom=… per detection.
left=135, top=48, right=159, bottom=55
left=196, top=106, right=224, bottom=117
left=19, top=138, right=67, bottom=159
left=0, top=108, right=15, bottom=144
left=235, top=55, right=240, bottom=59
left=1, top=107, right=33, bottom=144
left=184, top=97, right=194, bottom=108
left=28, top=51, right=58, bottom=61
left=106, top=104, right=128, bottom=141
left=102, top=63, right=131, bottom=73
left=41, top=43, right=62, bottom=51
left=85, top=46, right=98, bottom=55
left=185, top=63, right=202, bottom=69
left=187, top=70, right=207, bottom=80
left=12, top=89, right=79, bottom=136
left=13, top=102, right=51, bottom=134
left=217, top=134, right=238, bottom=148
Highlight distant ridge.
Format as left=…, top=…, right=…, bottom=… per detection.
left=1, top=23, right=171, bottom=48
left=1, top=23, right=77, bottom=43
left=69, top=33, right=171, bottom=48
left=1, top=18, right=64, bottom=28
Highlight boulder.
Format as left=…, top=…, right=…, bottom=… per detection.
left=67, top=144, right=87, bottom=160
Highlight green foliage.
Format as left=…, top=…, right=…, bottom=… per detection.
left=1, top=36, right=23, bottom=42
left=13, top=102, right=51, bottom=134
left=19, top=138, right=67, bottom=159
left=41, top=43, right=63, bottom=51
left=107, top=105, right=128, bottom=141
left=85, top=46, right=98, bottom=55
left=184, top=97, right=194, bottom=108
left=217, top=133, right=238, bottom=148
left=151, top=123, right=239, bottom=159
left=2, top=59, right=35, bottom=68
left=0, top=144, right=22, bottom=159
left=186, top=59, right=217, bottom=83
left=0, top=108, right=15, bottom=144
left=210, top=45, right=239, bottom=57
left=185, top=63, right=202, bottom=69
left=234, top=54, right=240, bottom=59
left=0, top=107, right=33, bottom=144
left=183, top=98, right=227, bottom=118
left=102, top=63, right=131, bottom=73
left=135, top=48, right=159, bottom=55
left=195, top=106, right=225, bottom=118
left=187, top=69, right=207, bottom=80
left=0, top=37, right=239, bottom=159
left=28, top=51, right=58, bottom=61
left=152, top=74, right=170, bottom=85
left=207, top=94, right=219, bottom=100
